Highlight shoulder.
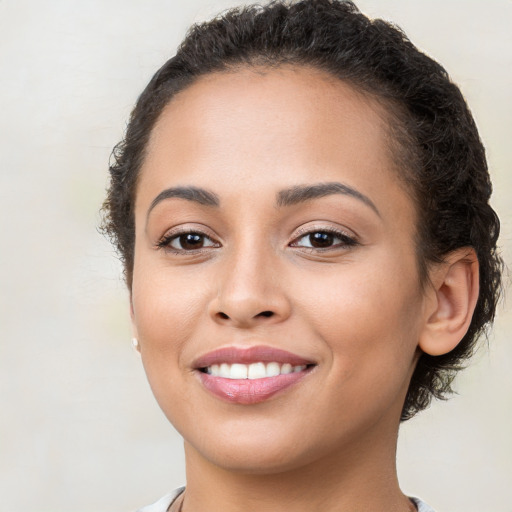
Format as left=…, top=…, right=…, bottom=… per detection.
left=136, top=487, right=185, bottom=512
left=410, top=497, right=436, bottom=512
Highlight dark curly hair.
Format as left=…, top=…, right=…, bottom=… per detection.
left=101, top=0, right=503, bottom=420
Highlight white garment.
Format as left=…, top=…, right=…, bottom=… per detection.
left=137, top=487, right=436, bottom=512
left=137, top=488, right=184, bottom=512
left=410, top=496, right=436, bottom=512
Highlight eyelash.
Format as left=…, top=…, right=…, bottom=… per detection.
left=156, top=227, right=359, bottom=255
left=156, top=229, right=220, bottom=254
left=290, top=226, right=359, bottom=252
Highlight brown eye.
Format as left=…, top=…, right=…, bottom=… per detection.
left=292, top=229, right=357, bottom=250
left=308, top=232, right=335, bottom=248
left=161, top=231, right=219, bottom=252
left=174, top=233, right=205, bottom=250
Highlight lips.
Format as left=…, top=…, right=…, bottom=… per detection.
left=193, top=346, right=316, bottom=405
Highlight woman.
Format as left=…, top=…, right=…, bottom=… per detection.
left=102, top=1, right=503, bottom=510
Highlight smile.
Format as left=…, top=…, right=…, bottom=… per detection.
left=194, top=346, right=316, bottom=405
left=203, top=362, right=307, bottom=379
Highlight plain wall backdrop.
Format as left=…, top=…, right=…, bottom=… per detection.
left=0, top=1, right=510, bottom=511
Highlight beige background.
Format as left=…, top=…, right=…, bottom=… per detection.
left=0, top=1, right=510, bottom=511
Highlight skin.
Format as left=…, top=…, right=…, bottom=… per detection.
left=130, top=66, right=479, bottom=512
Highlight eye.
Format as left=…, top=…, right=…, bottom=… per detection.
left=291, top=229, right=358, bottom=250
left=158, top=230, right=220, bottom=252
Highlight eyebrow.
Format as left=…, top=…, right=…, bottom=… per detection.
left=146, top=181, right=379, bottom=220
left=147, top=186, right=220, bottom=219
left=276, top=181, right=380, bottom=216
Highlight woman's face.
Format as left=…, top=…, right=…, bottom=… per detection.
left=131, top=66, right=429, bottom=473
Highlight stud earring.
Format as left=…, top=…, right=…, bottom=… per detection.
left=132, top=338, right=140, bottom=350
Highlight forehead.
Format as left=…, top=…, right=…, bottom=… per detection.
left=138, top=65, right=413, bottom=221
left=147, top=66, right=393, bottom=163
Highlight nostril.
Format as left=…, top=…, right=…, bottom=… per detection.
left=214, top=310, right=275, bottom=322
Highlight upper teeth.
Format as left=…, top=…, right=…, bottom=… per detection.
left=205, top=362, right=307, bottom=379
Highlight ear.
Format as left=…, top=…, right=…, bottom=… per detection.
left=130, top=296, right=141, bottom=354
left=419, top=247, right=479, bottom=356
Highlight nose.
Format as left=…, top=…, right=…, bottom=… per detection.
left=208, top=247, right=291, bottom=328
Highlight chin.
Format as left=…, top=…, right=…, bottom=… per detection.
left=192, top=437, right=317, bottom=475
left=180, top=412, right=340, bottom=476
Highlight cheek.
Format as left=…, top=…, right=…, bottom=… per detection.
left=131, top=264, right=209, bottom=423
left=131, top=260, right=211, bottom=365
left=293, top=256, right=423, bottom=383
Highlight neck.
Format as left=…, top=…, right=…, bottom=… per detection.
left=181, top=417, right=412, bottom=512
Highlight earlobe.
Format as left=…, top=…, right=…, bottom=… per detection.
left=130, top=297, right=141, bottom=354
left=419, top=248, right=479, bottom=357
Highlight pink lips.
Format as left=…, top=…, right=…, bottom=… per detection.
left=194, top=346, right=315, bottom=405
